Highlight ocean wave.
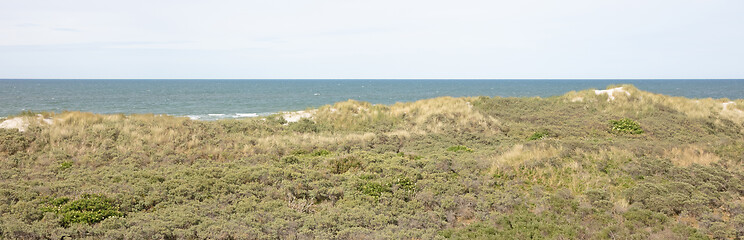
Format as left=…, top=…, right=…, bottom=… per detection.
left=236, top=113, right=259, bottom=117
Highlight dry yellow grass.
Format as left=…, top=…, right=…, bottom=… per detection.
left=564, top=85, right=744, bottom=125
left=490, top=144, right=562, bottom=170
left=664, top=145, right=720, bottom=167
left=250, top=132, right=376, bottom=155
left=391, top=96, right=501, bottom=134
left=314, top=97, right=501, bottom=135
left=584, top=147, right=635, bottom=164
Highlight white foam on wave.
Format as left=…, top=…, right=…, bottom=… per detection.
left=236, top=113, right=259, bottom=117
left=208, top=114, right=226, bottom=116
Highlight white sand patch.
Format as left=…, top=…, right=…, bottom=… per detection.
left=722, top=101, right=736, bottom=110
left=282, top=110, right=314, bottom=123
left=0, top=118, right=28, bottom=131
left=0, top=114, right=53, bottom=132
left=722, top=102, right=743, bottom=114
left=571, top=97, right=584, bottom=102
left=594, top=87, right=630, bottom=101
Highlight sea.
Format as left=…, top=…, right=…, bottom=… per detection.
left=1, top=79, right=743, bottom=120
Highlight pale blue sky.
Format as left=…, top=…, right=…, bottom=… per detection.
left=1, top=0, right=742, bottom=79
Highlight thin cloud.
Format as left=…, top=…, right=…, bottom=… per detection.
left=15, top=23, right=40, bottom=28
left=0, top=0, right=742, bottom=78
left=50, top=27, right=80, bottom=32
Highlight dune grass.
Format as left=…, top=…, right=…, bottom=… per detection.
left=1, top=85, right=743, bottom=239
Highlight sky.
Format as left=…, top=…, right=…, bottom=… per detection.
left=0, top=0, right=742, bottom=79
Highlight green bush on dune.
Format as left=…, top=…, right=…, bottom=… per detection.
left=42, top=194, right=122, bottom=227
left=0, top=128, right=31, bottom=155
left=446, top=145, right=473, bottom=152
left=610, top=118, right=644, bottom=134
left=1, top=85, right=743, bottom=239
left=528, top=129, right=551, bottom=140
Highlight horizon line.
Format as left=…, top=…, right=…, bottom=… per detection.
left=2, top=78, right=744, bottom=80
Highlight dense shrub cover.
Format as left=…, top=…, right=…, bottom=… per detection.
left=1, top=85, right=743, bottom=239
left=610, top=118, right=644, bottom=134
left=42, top=194, right=122, bottom=227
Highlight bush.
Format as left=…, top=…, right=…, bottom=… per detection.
left=585, top=189, right=612, bottom=210
left=288, top=118, right=322, bottom=133
left=623, top=208, right=667, bottom=228
left=0, top=128, right=30, bottom=155
left=395, top=177, right=416, bottom=193
left=280, top=155, right=300, bottom=164
left=312, top=149, right=331, bottom=156
left=43, top=194, right=122, bottom=227
left=446, top=145, right=473, bottom=152
left=359, top=182, right=391, bottom=198
left=329, top=156, right=361, bottom=174
left=527, top=130, right=550, bottom=141
left=267, top=115, right=288, bottom=125
left=59, top=161, right=73, bottom=170
left=610, top=118, right=644, bottom=134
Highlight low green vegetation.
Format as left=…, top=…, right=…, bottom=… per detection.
left=446, top=145, right=473, bottom=152
left=527, top=129, right=551, bottom=140
left=42, top=194, right=122, bottom=227
left=610, top=117, right=644, bottom=134
left=1, top=85, right=743, bottom=239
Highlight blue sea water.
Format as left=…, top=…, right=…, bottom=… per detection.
left=1, top=79, right=743, bottom=120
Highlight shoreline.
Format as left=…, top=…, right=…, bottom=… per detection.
left=3, top=85, right=743, bottom=132
left=2, top=85, right=743, bottom=126
left=3, top=80, right=744, bottom=118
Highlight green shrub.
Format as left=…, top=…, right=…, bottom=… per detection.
left=585, top=189, right=612, bottom=210
left=311, top=149, right=331, bottom=156
left=0, top=128, right=30, bottom=155
left=267, top=115, right=288, bottom=125
left=707, top=222, right=733, bottom=239
left=395, top=177, right=416, bottom=193
left=329, top=156, right=361, bottom=174
left=623, top=208, right=667, bottom=228
left=291, top=149, right=309, bottom=155
left=43, top=194, right=122, bottom=227
left=58, top=161, right=73, bottom=170
left=280, top=155, right=300, bottom=164
left=49, top=197, right=71, bottom=206
left=446, top=145, right=473, bottom=152
left=288, top=118, right=322, bottom=133
left=438, top=222, right=497, bottom=239
left=358, top=182, right=391, bottom=198
left=610, top=118, right=644, bottom=134
left=527, top=130, right=550, bottom=141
